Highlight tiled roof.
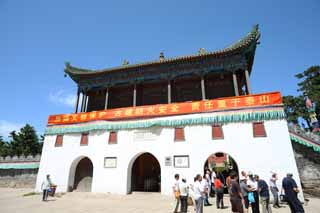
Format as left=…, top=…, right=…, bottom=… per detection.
left=64, top=25, right=260, bottom=76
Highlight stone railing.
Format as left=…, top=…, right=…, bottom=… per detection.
left=0, top=154, right=41, bottom=163
left=288, top=124, right=320, bottom=144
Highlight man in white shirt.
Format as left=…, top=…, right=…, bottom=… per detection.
left=247, top=171, right=260, bottom=213
left=179, top=177, right=189, bottom=213
left=194, top=174, right=205, bottom=213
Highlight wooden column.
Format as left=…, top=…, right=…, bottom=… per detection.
left=167, top=80, right=172, bottom=104
left=85, top=95, right=89, bottom=112
left=74, top=90, right=80, bottom=113
left=244, top=69, right=252, bottom=95
left=201, top=76, right=206, bottom=100
left=104, top=88, right=109, bottom=110
left=133, top=84, right=137, bottom=107
left=232, top=72, right=239, bottom=96
left=80, top=93, right=86, bottom=112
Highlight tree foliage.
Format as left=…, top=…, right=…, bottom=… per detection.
left=0, top=124, right=43, bottom=157
left=295, top=66, right=320, bottom=116
left=283, top=66, right=320, bottom=128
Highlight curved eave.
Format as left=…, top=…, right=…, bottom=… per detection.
left=65, top=24, right=260, bottom=78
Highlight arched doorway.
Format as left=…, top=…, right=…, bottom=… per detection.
left=204, top=152, right=239, bottom=193
left=130, top=153, right=161, bottom=192
left=71, top=157, right=93, bottom=192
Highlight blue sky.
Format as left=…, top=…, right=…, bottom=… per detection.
left=1, top=0, right=319, bottom=137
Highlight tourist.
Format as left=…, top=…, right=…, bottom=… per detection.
left=201, top=174, right=211, bottom=206
left=194, top=174, right=205, bottom=213
left=240, top=176, right=250, bottom=213
left=211, top=169, right=217, bottom=196
left=205, top=170, right=212, bottom=197
left=214, top=174, right=224, bottom=209
left=247, top=172, right=260, bottom=213
left=41, top=174, right=52, bottom=201
left=226, top=174, right=231, bottom=192
left=269, top=173, right=280, bottom=208
left=241, top=171, right=247, bottom=180
left=179, top=177, right=189, bottom=213
left=256, top=175, right=272, bottom=213
left=229, top=171, right=244, bottom=213
left=172, top=174, right=180, bottom=213
left=282, top=173, right=305, bottom=213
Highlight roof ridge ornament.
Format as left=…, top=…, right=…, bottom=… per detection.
left=122, top=59, right=129, bottom=66
left=159, top=52, right=165, bottom=62
left=198, top=48, right=206, bottom=55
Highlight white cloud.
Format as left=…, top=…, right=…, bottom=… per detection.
left=49, top=90, right=77, bottom=108
left=0, top=120, right=24, bottom=138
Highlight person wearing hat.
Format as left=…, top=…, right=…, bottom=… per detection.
left=179, top=177, right=189, bottom=213
left=247, top=171, right=260, bottom=213
left=282, top=173, right=304, bottom=213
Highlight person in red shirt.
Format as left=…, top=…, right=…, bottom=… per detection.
left=214, top=174, right=224, bottom=209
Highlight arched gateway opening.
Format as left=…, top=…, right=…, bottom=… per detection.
left=69, top=157, right=93, bottom=192
left=130, top=153, right=161, bottom=192
left=204, top=152, right=239, bottom=193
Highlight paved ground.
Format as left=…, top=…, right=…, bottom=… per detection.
left=1, top=188, right=319, bottom=213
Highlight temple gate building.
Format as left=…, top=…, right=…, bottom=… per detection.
left=36, top=25, right=303, bottom=197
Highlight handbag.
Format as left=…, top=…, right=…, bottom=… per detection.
left=187, top=197, right=194, bottom=206
left=248, top=192, right=255, bottom=203
left=280, top=193, right=287, bottom=202
left=175, top=191, right=180, bottom=198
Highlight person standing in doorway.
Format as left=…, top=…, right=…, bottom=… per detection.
left=247, top=172, right=260, bottom=213
left=172, top=174, right=180, bottom=213
left=41, top=174, right=52, bottom=201
left=256, top=175, right=272, bottom=213
left=269, top=173, right=280, bottom=208
left=179, top=177, right=189, bottom=213
left=229, top=171, right=244, bottom=213
left=194, top=174, right=205, bottom=213
left=282, top=173, right=305, bottom=213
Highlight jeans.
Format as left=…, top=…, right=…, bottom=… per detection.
left=195, top=197, right=203, bottom=213
left=204, top=192, right=210, bottom=205
left=252, top=191, right=260, bottom=213
left=42, top=189, right=48, bottom=201
left=180, top=195, right=188, bottom=213
left=215, top=189, right=224, bottom=208
left=270, top=187, right=280, bottom=207
left=260, top=196, right=272, bottom=213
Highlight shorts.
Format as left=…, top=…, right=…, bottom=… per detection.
left=243, top=196, right=249, bottom=209
left=230, top=198, right=243, bottom=213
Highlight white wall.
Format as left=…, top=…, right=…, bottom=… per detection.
left=36, top=115, right=303, bottom=200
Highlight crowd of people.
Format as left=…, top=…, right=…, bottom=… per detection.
left=172, top=170, right=305, bottom=213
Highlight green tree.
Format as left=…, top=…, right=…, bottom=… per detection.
left=295, top=65, right=320, bottom=116
left=0, top=136, right=10, bottom=157
left=9, top=124, right=42, bottom=156
left=282, top=95, right=310, bottom=126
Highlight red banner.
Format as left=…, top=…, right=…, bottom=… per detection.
left=48, top=92, right=282, bottom=125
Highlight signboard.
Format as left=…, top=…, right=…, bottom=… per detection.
left=174, top=155, right=189, bottom=168
left=104, top=157, right=117, bottom=168
left=48, top=92, right=282, bottom=125
left=165, top=156, right=172, bottom=166
left=133, top=128, right=162, bottom=141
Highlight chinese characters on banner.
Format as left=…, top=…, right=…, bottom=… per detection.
left=48, top=92, right=282, bottom=125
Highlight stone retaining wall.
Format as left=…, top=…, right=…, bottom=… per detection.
left=0, top=155, right=40, bottom=188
